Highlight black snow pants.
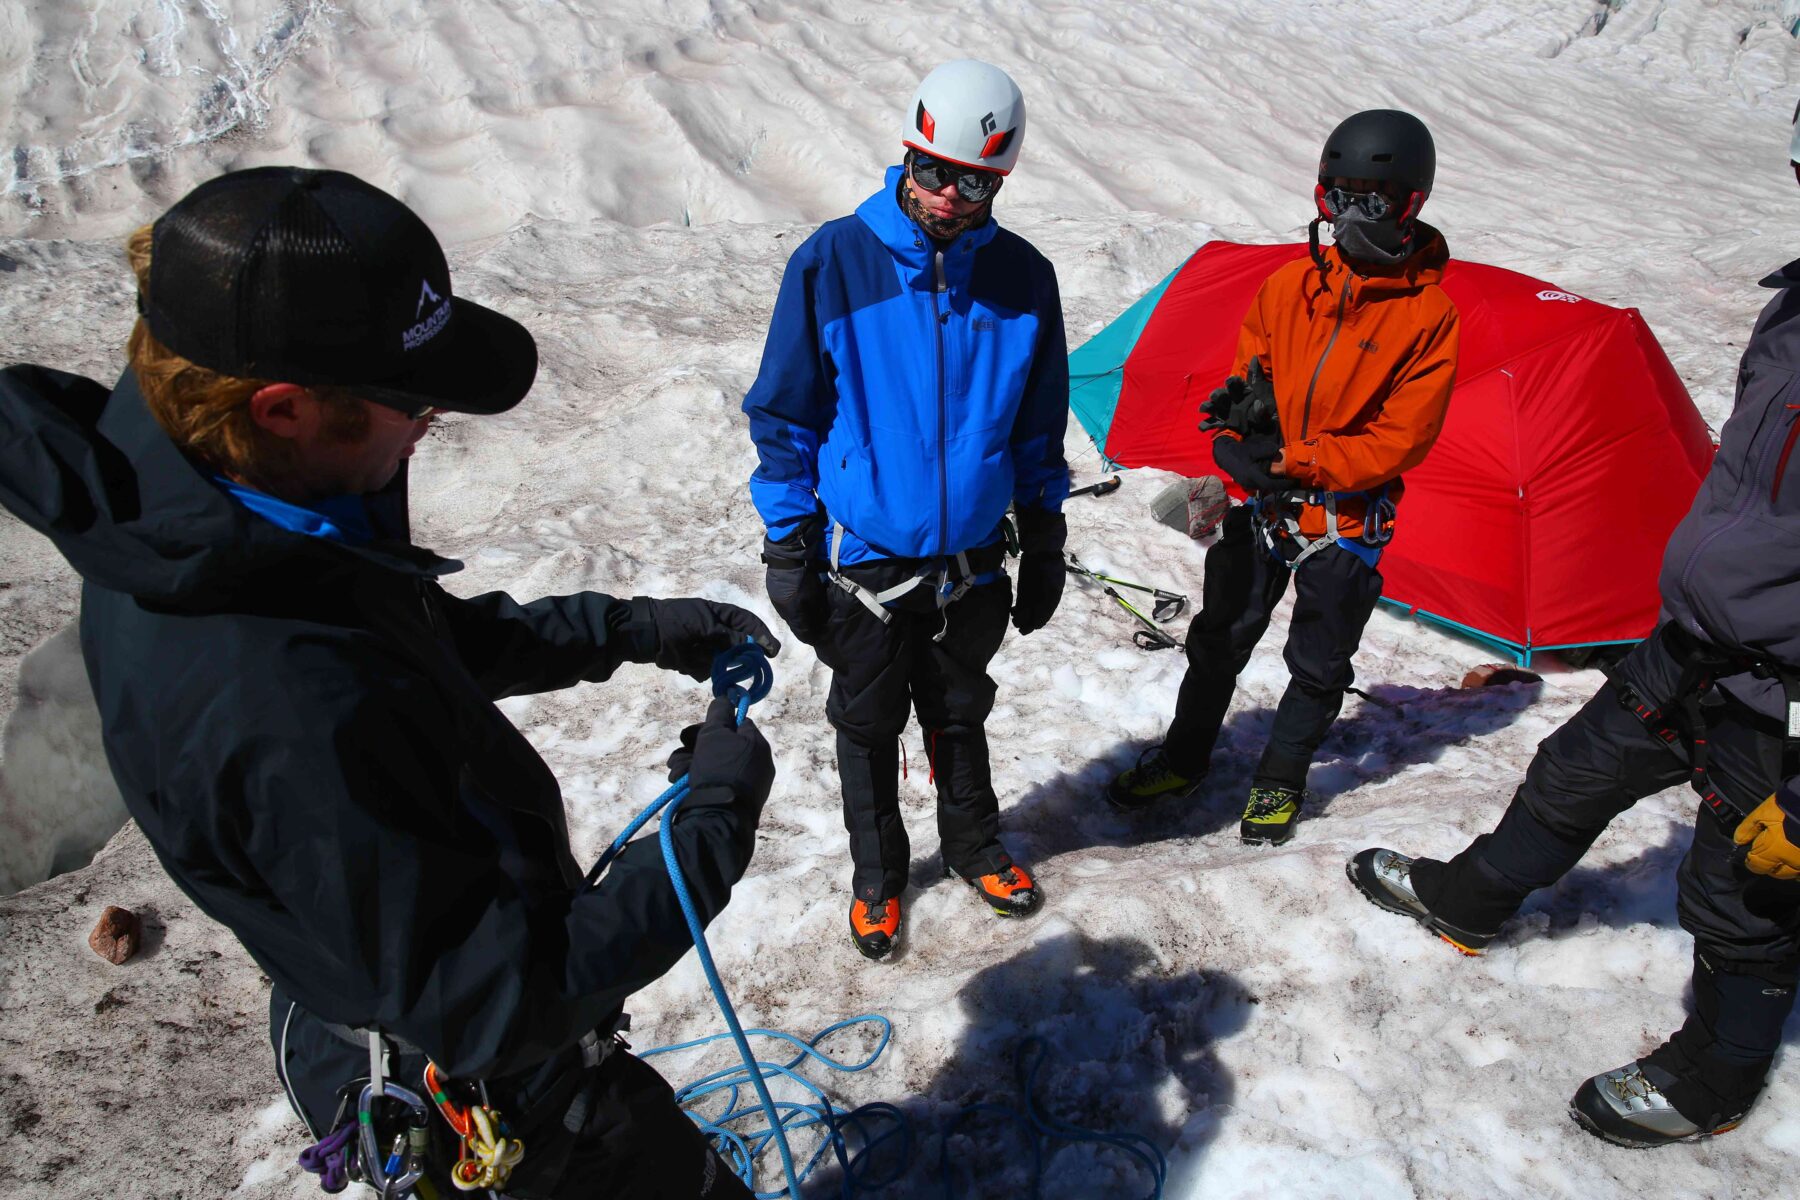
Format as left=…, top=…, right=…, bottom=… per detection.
left=272, top=992, right=751, bottom=1199
left=1162, top=504, right=1384, bottom=788
left=1409, top=627, right=1800, bottom=1109
left=818, top=557, right=1014, bottom=903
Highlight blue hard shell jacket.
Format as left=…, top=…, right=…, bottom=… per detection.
left=743, top=166, right=1070, bottom=566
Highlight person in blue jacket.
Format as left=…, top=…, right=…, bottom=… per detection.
left=743, top=60, right=1071, bottom=961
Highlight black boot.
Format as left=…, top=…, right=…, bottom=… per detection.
left=1570, top=954, right=1792, bottom=1146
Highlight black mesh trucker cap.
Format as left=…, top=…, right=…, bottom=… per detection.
left=142, top=167, right=536, bottom=415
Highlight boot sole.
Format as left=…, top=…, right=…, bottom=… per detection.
left=1567, top=1095, right=1739, bottom=1148
left=1240, top=826, right=1296, bottom=846
left=1103, top=781, right=1201, bottom=812
left=947, top=869, right=1044, bottom=918
left=852, top=938, right=898, bottom=962
left=1343, top=858, right=1489, bottom=956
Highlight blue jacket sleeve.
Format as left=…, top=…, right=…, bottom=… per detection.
left=743, top=244, right=834, bottom=540
left=1010, top=260, right=1072, bottom=513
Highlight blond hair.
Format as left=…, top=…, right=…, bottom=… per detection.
left=125, top=224, right=367, bottom=483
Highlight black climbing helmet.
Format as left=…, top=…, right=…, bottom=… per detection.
left=1315, top=109, right=1436, bottom=222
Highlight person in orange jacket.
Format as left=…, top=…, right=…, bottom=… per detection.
left=1107, top=109, right=1460, bottom=845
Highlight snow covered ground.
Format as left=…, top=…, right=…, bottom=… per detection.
left=2, top=1, right=1799, bottom=1196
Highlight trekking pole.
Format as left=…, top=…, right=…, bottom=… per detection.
left=1071, top=566, right=1187, bottom=623
left=1067, top=476, right=1122, bottom=500
left=1065, top=553, right=1183, bottom=651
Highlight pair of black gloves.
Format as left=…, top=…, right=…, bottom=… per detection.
left=640, top=597, right=779, bottom=828
left=1201, top=358, right=1288, bottom=494
left=762, top=508, right=1068, bottom=642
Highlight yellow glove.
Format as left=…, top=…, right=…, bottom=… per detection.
left=1733, top=795, right=1800, bottom=881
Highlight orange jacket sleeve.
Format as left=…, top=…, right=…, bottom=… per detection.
left=1231, top=281, right=1274, bottom=382
left=1284, top=305, right=1459, bottom=492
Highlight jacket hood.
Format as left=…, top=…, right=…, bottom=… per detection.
left=0, top=365, right=455, bottom=610
left=855, top=166, right=1002, bottom=283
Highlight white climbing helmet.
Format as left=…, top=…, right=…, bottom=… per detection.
left=1790, top=97, right=1800, bottom=165
left=902, top=60, right=1026, bottom=175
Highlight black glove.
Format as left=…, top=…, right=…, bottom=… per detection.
left=1211, top=433, right=1288, bottom=493
left=761, top=522, right=829, bottom=646
left=1010, top=507, right=1067, bottom=636
left=666, top=696, right=775, bottom=826
left=647, top=599, right=780, bottom=681
left=1199, top=374, right=1247, bottom=433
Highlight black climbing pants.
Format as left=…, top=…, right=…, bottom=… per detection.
left=272, top=993, right=751, bottom=1199
left=1409, top=628, right=1799, bottom=1094
left=818, top=561, right=1014, bottom=903
left=1163, top=504, right=1383, bottom=788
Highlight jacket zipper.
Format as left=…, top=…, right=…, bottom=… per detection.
left=1301, top=278, right=1353, bottom=440
left=1772, top=404, right=1800, bottom=504
left=933, top=247, right=949, bottom=553
left=1678, top=397, right=1798, bottom=597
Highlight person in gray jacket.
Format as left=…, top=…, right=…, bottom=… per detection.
left=1345, top=116, right=1800, bottom=1147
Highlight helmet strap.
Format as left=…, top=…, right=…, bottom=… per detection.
left=1308, top=216, right=1335, bottom=293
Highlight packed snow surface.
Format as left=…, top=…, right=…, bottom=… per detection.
left=2, top=1, right=1799, bottom=1197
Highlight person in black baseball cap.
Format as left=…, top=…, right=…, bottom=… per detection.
left=0, top=166, right=773, bottom=1197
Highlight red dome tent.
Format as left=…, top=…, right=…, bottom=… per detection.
left=1068, top=241, right=1715, bottom=664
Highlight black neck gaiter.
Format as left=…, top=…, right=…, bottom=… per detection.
left=1331, top=209, right=1412, bottom=266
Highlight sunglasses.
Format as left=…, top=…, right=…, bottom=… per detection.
left=1320, top=186, right=1394, bottom=220
left=350, top=386, right=441, bottom=421
left=908, top=151, right=1003, bottom=203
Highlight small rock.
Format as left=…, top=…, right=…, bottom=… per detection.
left=88, top=905, right=142, bottom=965
left=1460, top=663, right=1543, bottom=689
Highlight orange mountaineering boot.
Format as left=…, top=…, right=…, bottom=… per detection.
left=948, top=861, right=1043, bottom=918
left=849, top=895, right=903, bottom=961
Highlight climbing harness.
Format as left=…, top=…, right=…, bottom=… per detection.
left=1608, top=623, right=1800, bottom=830
left=1064, top=551, right=1186, bottom=650
left=824, top=522, right=1003, bottom=641
left=1248, top=484, right=1394, bottom=570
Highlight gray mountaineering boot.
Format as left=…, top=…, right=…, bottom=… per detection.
left=1345, top=848, right=1497, bottom=955
left=1569, top=1060, right=1748, bottom=1147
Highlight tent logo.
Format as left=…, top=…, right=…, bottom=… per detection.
left=1536, top=290, right=1582, bottom=304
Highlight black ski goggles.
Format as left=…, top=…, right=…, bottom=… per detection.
left=1320, top=186, right=1393, bottom=220
left=907, top=150, right=1003, bottom=203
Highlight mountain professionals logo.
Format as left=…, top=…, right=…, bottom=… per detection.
left=1358, top=338, right=1379, bottom=353
left=404, top=278, right=451, bottom=351
left=416, top=279, right=444, bottom=319
left=1536, top=290, right=1582, bottom=304
left=980, top=112, right=997, bottom=136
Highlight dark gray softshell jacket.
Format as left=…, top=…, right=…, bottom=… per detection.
left=1660, top=260, right=1800, bottom=703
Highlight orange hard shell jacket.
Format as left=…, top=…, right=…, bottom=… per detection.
left=1229, top=224, right=1460, bottom=541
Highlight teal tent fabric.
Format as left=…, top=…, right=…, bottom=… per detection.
left=1067, top=261, right=1184, bottom=462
